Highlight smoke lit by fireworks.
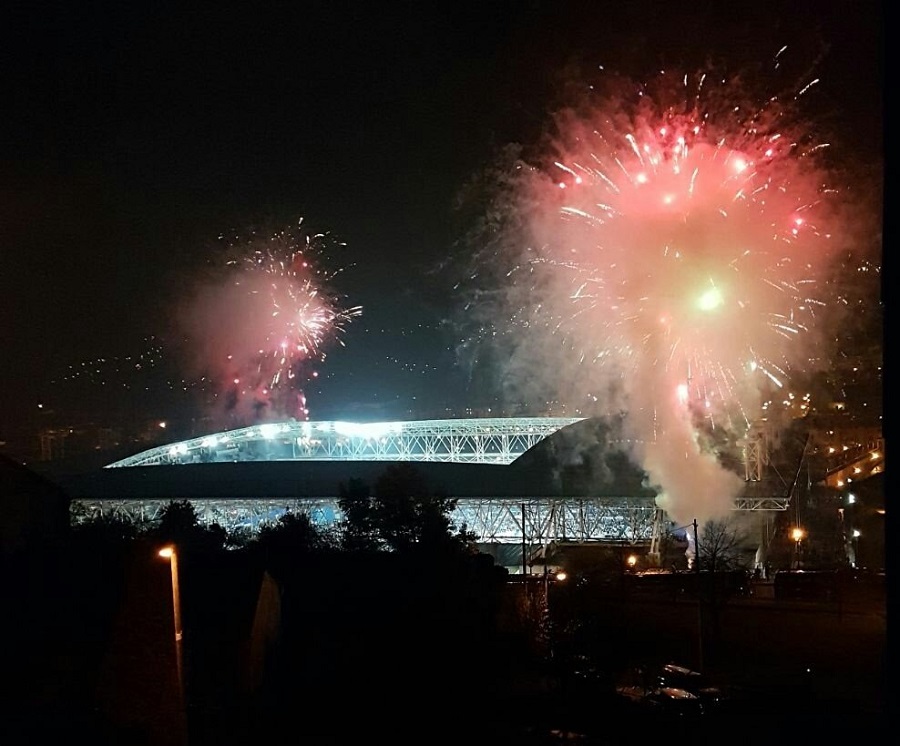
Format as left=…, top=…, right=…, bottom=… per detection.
left=183, top=219, right=361, bottom=425
left=458, top=54, right=871, bottom=523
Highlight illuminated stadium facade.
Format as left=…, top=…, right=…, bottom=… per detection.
left=69, top=417, right=794, bottom=548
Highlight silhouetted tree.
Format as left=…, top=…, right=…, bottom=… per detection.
left=698, top=518, right=750, bottom=572
left=152, top=499, right=227, bottom=553
left=695, top=517, right=754, bottom=666
left=224, top=525, right=254, bottom=550
left=70, top=510, right=139, bottom=547
left=336, top=477, right=377, bottom=551
left=337, top=464, right=476, bottom=556
left=254, top=511, right=336, bottom=578
left=156, top=499, right=201, bottom=541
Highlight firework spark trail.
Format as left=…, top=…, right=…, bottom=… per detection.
left=183, top=220, right=361, bottom=426
left=465, top=62, right=855, bottom=524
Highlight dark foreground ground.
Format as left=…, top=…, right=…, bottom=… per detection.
left=198, top=587, right=888, bottom=745
left=5, top=551, right=888, bottom=746
left=506, top=595, right=888, bottom=745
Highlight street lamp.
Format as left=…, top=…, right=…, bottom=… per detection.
left=158, top=545, right=186, bottom=743
left=791, top=527, right=805, bottom=569
left=543, top=567, right=567, bottom=603
left=543, top=569, right=567, bottom=660
left=626, top=554, right=638, bottom=572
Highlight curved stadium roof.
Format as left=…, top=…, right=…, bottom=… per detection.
left=68, top=415, right=795, bottom=542
left=68, top=416, right=661, bottom=543
left=106, top=417, right=586, bottom=468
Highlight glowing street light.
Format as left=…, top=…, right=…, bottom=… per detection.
left=158, top=545, right=187, bottom=744
left=543, top=566, right=567, bottom=598
left=791, top=527, right=805, bottom=569
left=626, top=554, right=638, bottom=571
left=851, top=529, right=862, bottom=568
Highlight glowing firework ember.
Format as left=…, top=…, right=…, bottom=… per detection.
left=183, top=219, right=361, bottom=425
left=459, top=56, right=865, bottom=524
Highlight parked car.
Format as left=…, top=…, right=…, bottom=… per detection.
left=657, top=663, right=726, bottom=704
left=643, top=686, right=704, bottom=719
left=615, top=660, right=741, bottom=720
left=615, top=678, right=704, bottom=720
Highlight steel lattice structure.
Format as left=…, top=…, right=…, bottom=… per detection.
left=81, top=417, right=793, bottom=543
left=106, top=417, right=584, bottom=467
left=75, top=495, right=661, bottom=544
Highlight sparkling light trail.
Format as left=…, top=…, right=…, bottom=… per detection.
left=459, top=56, right=868, bottom=523
left=183, top=219, right=361, bottom=425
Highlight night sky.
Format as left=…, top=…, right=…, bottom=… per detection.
left=1, top=1, right=883, bottom=443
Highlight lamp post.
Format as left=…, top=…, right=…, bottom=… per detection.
left=551, top=570, right=567, bottom=614
left=543, top=568, right=566, bottom=660
left=668, top=521, right=704, bottom=671
left=542, top=562, right=567, bottom=606
left=159, top=545, right=187, bottom=744
left=791, top=527, right=805, bottom=569
left=693, top=519, right=703, bottom=672
left=837, top=508, right=849, bottom=566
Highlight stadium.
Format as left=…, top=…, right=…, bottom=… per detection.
left=59, top=415, right=808, bottom=566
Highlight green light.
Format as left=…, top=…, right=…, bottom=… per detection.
left=697, top=287, right=723, bottom=311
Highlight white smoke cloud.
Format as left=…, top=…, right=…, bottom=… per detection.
left=455, top=64, right=871, bottom=526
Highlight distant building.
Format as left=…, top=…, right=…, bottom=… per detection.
left=839, top=473, right=885, bottom=571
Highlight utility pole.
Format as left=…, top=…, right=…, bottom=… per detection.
left=693, top=518, right=700, bottom=575
left=521, top=502, right=527, bottom=579
left=693, top=518, right=703, bottom=672
left=647, top=507, right=664, bottom=567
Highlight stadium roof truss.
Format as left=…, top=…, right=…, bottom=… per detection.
left=106, top=417, right=585, bottom=467
left=87, top=417, right=793, bottom=543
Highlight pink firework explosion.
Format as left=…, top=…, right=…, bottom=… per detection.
left=185, top=220, right=361, bottom=425
left=463, top=60, right=870, bottom=523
